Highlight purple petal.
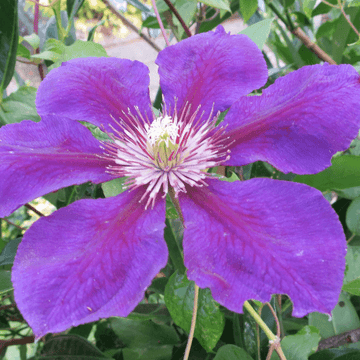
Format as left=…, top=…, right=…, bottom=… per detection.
left=223, top=64, right=360, bottom=174
left=156, top=26, right=267, bottom=121
left=12, top=189, right=167, bottom=339
left=36, top=58, right=152, bottom=132
left=181, top=178, right=346, bottom=316
left=0, top=115, right=114, bottom=217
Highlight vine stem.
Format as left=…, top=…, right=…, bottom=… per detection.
left=183, top=283, right=199, bottom=360
left=243, top=301, right=287, bottom=360
left=151, top=0, right=171, bottom=46
left=163, top=0, right=192, bottom=37
left=33, top=0, right=44, bottom=80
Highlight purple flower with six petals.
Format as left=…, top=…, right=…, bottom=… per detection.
left=1, top=26, right=360, bottom=338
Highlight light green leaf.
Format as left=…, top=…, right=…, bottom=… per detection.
left=101, top=177, right=127, bottom=197
left=303, top=0, right=316, bottom=18
left=346, top=197, right=360, bottom=235
left=271, top=326, right=320, bottom=360
left=0, top=86, right=39, bottom=125
left=23, top=33, right=40, bottom=49
left=239, top=0, right=258, bottom=23
left=343, top=277, right=360, bottom=296
left=294, top=156, right=360, bottom=192
left=309, top=293, right=360, bottom=341
left=214, top=345, right=254, bottom=360
left=164, top=271, right=225, bottom=351
left=50, top=40, right=108, bottom=69
left=201, top=0, right=231, bottom=12
left=344, top=246, right=360, bottom=284
left=239, top=18, right=274, bottom=50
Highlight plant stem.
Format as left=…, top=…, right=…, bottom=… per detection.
left=25, top=203, right=44, bottom=217
left=163, top=0, right=192, bottom=37
left=102, top=0, right=161, bottom=53
left=51, top=0, right=65, bottom=42
left=183, top=283, right=199, bottom=360
left=33, top=0, right=44, bottom=80
left=244, top=301, right=287, bottom=360
left=151, top=0, right=171, bottom=46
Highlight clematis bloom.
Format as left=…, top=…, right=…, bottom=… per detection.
left=1, top=26, right=360, bottom=339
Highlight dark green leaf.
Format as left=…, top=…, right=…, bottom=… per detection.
left=271, top=326, right=320, bottom=360
left=67, top=0, right=85, bottom=22
left=345, top=246, right=360, bottom=284
left=0, top=86, right=39, bottom=125
left=310, top=349, right=360, bottom=360
left=312, top=0, right=337, bottom=16
left=164, top=271, right=225, bottom=351
left=346, top=196, right=360, bottom=234
left=164, top=218, right=185, bottom=273
left=87, top=20, right=105, bottom=41
left=123, top=347, right=172, bottom=360
left=0, top=0, right=18, bottom=93
left=214, top=344, right=254, bottom=360
left=0, top=238, right=21, bottom=266
left=110, top=317, right=179, bottom=348
left=0, top=270, right=12, bottom=294
left=239, top=0, right=258, bottom=23
left=294, top=156, right=360, bottom=192
left=41, top=335, right=106, bottom=358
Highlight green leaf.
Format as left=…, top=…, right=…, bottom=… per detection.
left=309, top=348, right=360, bottom=360
left=101, top=177, right=127, bottom=198
left=239, top=0, right=258, bottom=23
left=214, top=344, right=254, bottom=360
left=239, top=18, right=274, bottom=50
left=271, top=326, right=320, bottom=360
left=343, top=277, right=360, bottom=296
left=67, top=0, right=85, bottom=22
left=123, top=346, right=172, bottom=360
left=332, top=7, right=360, bottom=64
left=303, top=0, right=316, bottom=18
left=17, top=43, right=31, bottom=60
left=40, top=334, right=107, bottom=358
left=87, top=20, right=105, bottom=42
left=0, top=86, right=39, bottom=125
left=164, top=271, right=225, bottom=351
left=49, top=40, right=108, bottom=69
left=0, top=0, right=19, bottom=93
left=0, top=270, right=13, bottom=295
left=309, top=293, right=360, bottom=341
left=346, top=196, right=360, bottom=234
left=23, top=33, right=40, bottom=49
left=201, top=0, right=231, bottom=12
left=0, top=238, right=21, bottom=266
left=164, top=218, right=185, bottom=273
left=110, top=317, right=179, bottom=348
left=294, top=156, right=360, bottom=192
left=344, top=246, right=360, bottom=284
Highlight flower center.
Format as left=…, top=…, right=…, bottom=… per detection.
left=102, top=104, right=231, bottom=208
left=146, top=115, right=180, bottom=171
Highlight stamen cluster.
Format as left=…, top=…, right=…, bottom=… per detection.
left=102, top=103, right=231, bottom=208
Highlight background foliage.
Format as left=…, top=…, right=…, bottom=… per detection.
left=1, top=0, right=360, bottom=359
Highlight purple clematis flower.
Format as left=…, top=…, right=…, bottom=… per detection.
left=1, top=26, right=360, bottom=339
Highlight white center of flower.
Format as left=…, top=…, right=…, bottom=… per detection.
left=102, top=104, right=230, bottom=209
left=146, top=115, right=178, bottom=147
